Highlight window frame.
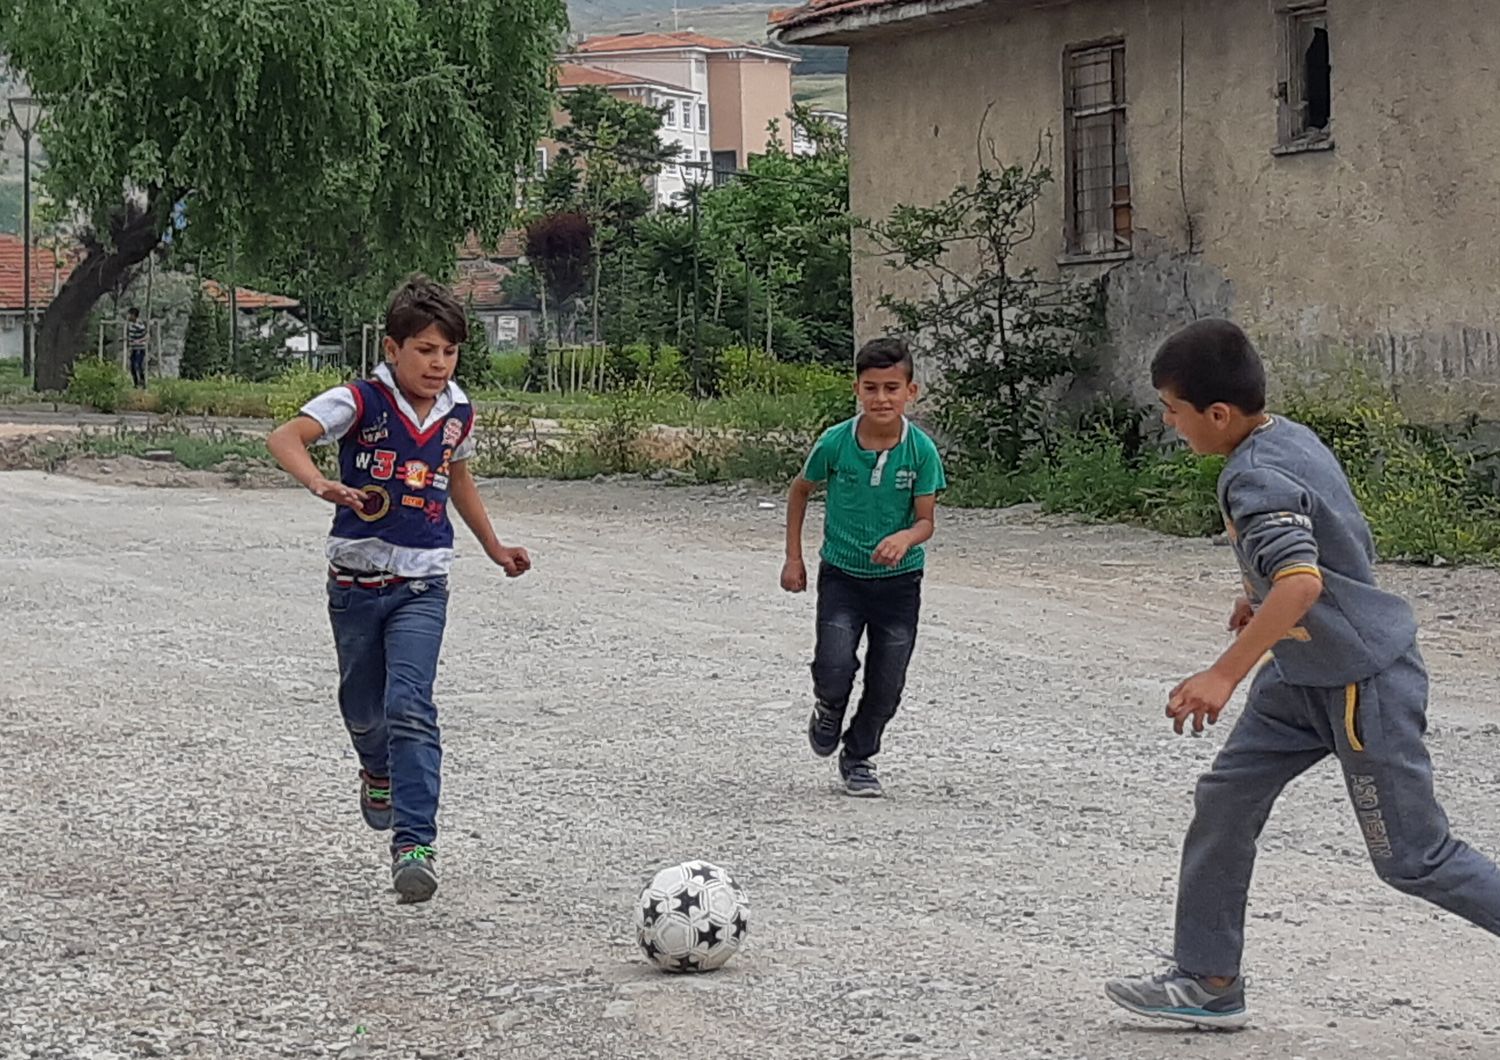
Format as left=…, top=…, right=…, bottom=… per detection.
left=1062, top=38, right=1133, bottom=261
left=1275, top=1, right=1334, bottom=154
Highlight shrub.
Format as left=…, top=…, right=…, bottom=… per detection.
left=152, top=378, right=197, bottom=416
left=1284, top=386, right=1500, bottom=564
left=66, top=358, right=129, bottom=412
left=270, top=366, right=346, bottom=423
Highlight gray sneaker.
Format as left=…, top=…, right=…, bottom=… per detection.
left=391, top=845, right=439, bottom=905
left=839, top=755, right=883, bottom=798
left=1104, top=966, right=1248, bottom=1030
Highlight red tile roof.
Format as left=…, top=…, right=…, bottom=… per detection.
left=451, top=261, right=516, bottom=310
left=771, top=0, right=1001, bottom=34
left=557, top=62, right=681, bottom=90
left=770, top=0, right=904, bottom=32
left=576, top=31, right=741, bottom=52
left=201, top=279, right=299, bottom=311
left=0, top=234, right=77, bottom=310
left=459, top=230, right=525, bottom=262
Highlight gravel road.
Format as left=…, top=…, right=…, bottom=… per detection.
left=4, top=470, right=1498, bottom=1060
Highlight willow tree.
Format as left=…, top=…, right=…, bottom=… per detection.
left=0, top=0, right=567, bottom=390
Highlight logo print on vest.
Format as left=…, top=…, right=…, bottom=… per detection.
left=403, top=460, right=432, bottom=490
left=359, top=411, right=390, bottom=447
left=443, top=418, right=464, bottom=447
left=356, top=485, right=391, bottom=522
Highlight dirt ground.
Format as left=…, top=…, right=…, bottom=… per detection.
left=3, top=468, right=1499, bottom=1060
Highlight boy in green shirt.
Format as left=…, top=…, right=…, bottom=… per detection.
left=782, top=337, right=947, bottom=797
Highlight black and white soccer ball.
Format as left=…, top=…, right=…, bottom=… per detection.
left=635, top=860, right=749, bottom=973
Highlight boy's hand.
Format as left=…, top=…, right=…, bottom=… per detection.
left=309, top=476, right=367, bottom=511
left=494, top=545, right=531, bottom=578
left=781, top=557, right=807, bottom=593
left=1228, top=596, right=1255, bottom=634
left=1166, top=669, right=1237, bottom=736
left=871, top=532, right=911, bottom=568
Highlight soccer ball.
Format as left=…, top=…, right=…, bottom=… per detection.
left=635, top=860, right=749, bottom=973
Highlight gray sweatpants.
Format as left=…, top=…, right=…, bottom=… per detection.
left=1175, top=645, right=1500, bottom=977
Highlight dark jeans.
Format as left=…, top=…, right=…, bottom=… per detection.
left=328, top=575, right=449, bottom=853
left=129, top=349, right=147, bottom=388
left=811, top=562, right=923, bottom=761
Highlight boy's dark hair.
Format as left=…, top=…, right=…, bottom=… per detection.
left=855, top=336, right=914, bottom=381
left=1150, top=318, right=1266, bottom=414
left=385, top=274, right=468, bottom=346
left=127, top=307, right=139, bottom=318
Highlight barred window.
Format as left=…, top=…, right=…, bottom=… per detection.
left=1064, top=41, right=1132, bottom=256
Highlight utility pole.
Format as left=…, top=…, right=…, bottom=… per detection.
left=689, top=180, right=705, bottom=396
left=8, top=96, right=41, bottom=382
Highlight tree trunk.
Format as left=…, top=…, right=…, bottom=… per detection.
left=764, top=277, right=774, bottom=357
left=539, top=284, right=555, bottom=391
left=591, top=251, right=603, bottom=392
left=35, top=198, right=165, bottom=391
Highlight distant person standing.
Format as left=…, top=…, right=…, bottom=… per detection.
left=126, top=307, right=148, bottom=388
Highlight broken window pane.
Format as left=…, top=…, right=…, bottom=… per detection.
left=1279, top=4, right=1331, bottom=145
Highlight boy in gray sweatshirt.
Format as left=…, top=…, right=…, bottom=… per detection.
left=1105, top=319, right=1500, bottom=1030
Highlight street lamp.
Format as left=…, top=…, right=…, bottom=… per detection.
left=8, top=96, right=42, bottom=381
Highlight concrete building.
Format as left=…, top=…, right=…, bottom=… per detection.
left=563, top=32, right=798, bottom=187
left=773, top=0, right=1500, bottom=415
left=550, top=62, right=706, bottom=207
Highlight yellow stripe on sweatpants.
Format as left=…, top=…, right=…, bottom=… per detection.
left=1344, top=683, right=1364, bottom=753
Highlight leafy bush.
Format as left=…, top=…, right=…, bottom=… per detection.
left=492, top=351, right=527, bottom=390
left=621, top=343, right=689, bottom=393
left=66, top=358, right=129, bottom=412
left=152, top=378, right=197, bottom=416
left=269, top=366, right=347, bottom=423
left=1284, top=383, right=1500, bottom=564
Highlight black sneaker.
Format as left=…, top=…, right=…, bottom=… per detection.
left=839, top=755, right=883, bottom=798
left=807, top=702, right=844, bottom=758
left=360, top=770, right=393, bottom=831
left=391, top=845, right=439, bottom=904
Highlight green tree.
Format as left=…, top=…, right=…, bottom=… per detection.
left=1, top=0, right=567, bottom=390
left=179, top=292, right=228, bottom=380
left=701, top=107, right=851, bottom=363
left=864, top=143, right=1103, bottom=470
left=454, top=308, right=497, bottom=391
left=544, top=86, right=680, bottom=390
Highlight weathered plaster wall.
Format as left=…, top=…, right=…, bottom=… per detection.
left=844, top=0, right=1500, bottom=416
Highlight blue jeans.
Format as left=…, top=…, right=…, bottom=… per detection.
left=328, top=575, right=449, bottom=853
left=811, top=562, right=923, bottom=761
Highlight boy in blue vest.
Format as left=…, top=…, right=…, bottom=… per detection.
left=268, top=275, right=531, bottom=904
left=1105, top=319, right=1500, bottom=1028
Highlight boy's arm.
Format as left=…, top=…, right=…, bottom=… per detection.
left=1167, top=571, right=1323, bottom=734
left=1168, top=466, right=1322, bottom=734
left=266, top=416, right=365, bottom=510
left=781, top=476, right=815, bottom=592
left=872, top=493, right=936, bottom=567
left=447, top=460, right=530, bottom=578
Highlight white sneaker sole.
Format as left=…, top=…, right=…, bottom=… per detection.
left=1105, top=989, right=1249, bottom=1031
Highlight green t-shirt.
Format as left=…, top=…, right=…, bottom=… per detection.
left=800, top=416, right=947, bottom=578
